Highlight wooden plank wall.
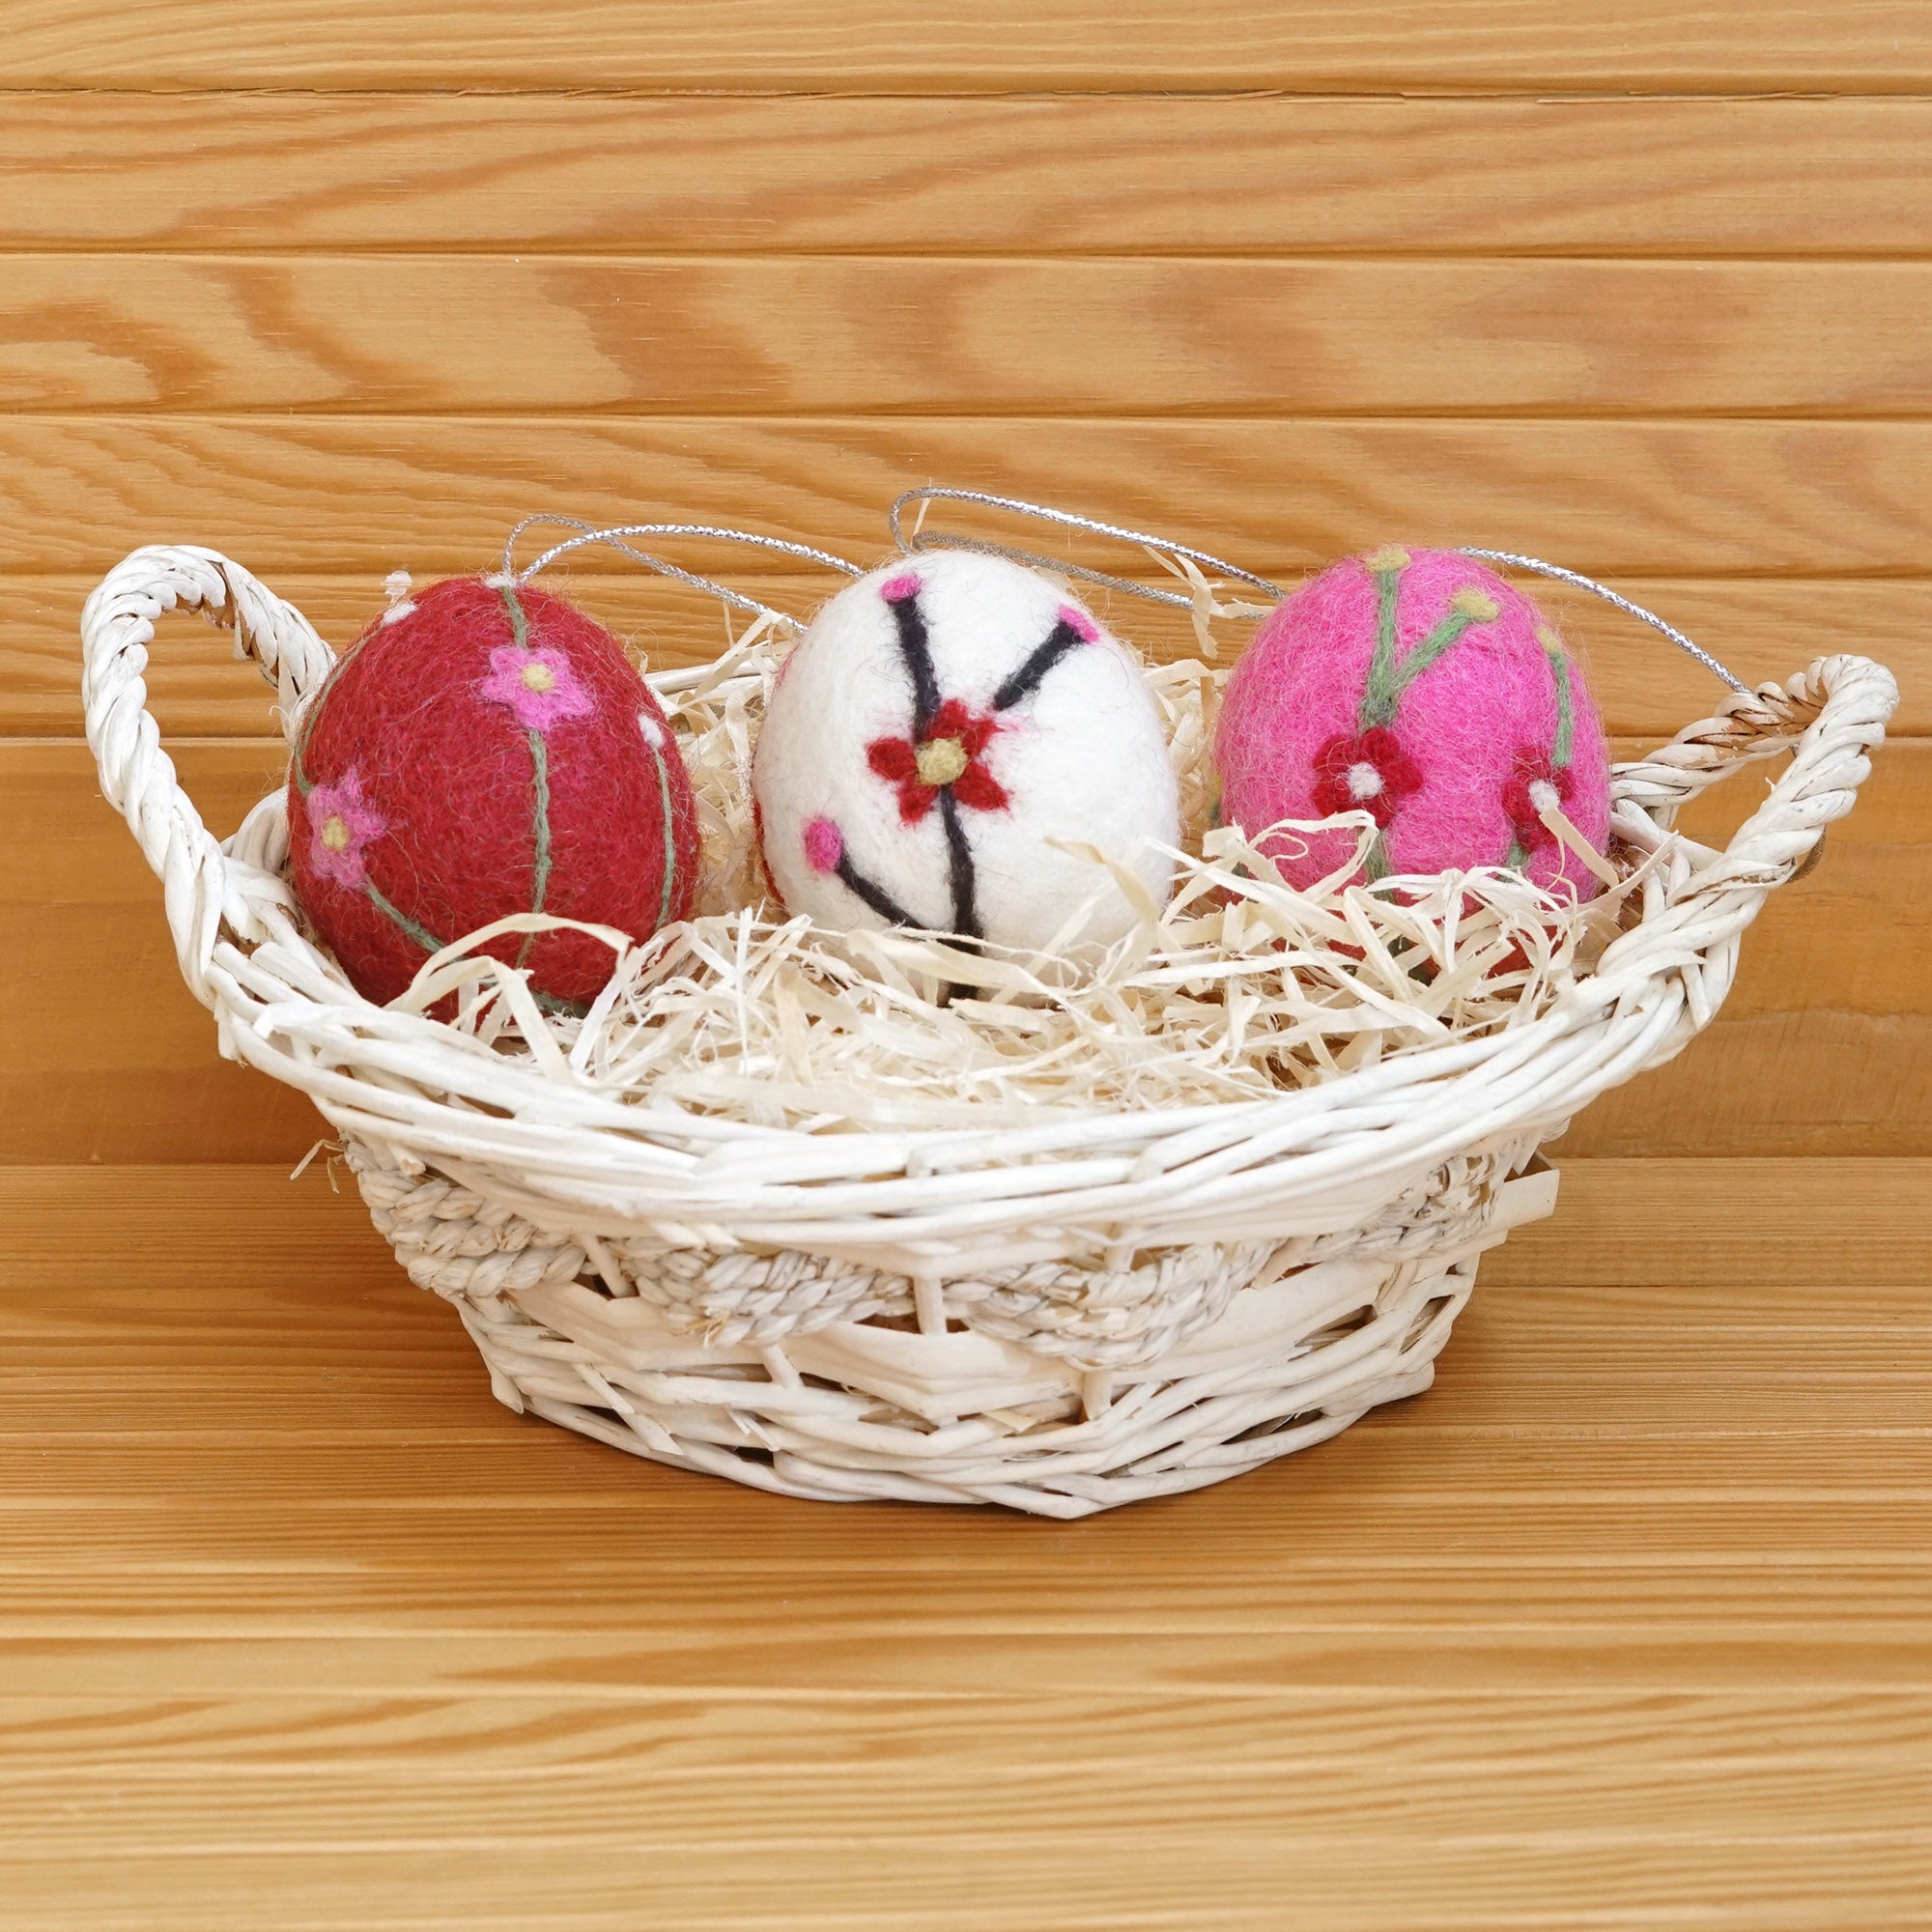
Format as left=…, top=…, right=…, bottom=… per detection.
left=3, top=14, right=1925, bottom=1162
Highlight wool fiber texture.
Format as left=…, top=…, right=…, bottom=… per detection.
left=1213, top=547, right=1612, bottom=899
left=753, top=551, right=1179, bottom=953
left=288, top=575, right=699, bottom=1009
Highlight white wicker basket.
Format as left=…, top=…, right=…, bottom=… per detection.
left=80, top=540, right=1897, bottom=1516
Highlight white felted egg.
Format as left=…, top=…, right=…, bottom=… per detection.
left=753, top=551, right=1178, bottom=953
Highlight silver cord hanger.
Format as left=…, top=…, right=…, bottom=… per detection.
left=503, top=514, right=864, bottom=627
left=889, top=487, right=1284, bottom=612
left=887, top=488, right=1752, bottom=696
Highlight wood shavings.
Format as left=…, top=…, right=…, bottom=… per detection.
left=419, top=631, right=1644, bottom=1135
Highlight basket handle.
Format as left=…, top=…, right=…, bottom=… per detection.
left=1597, top=651, right=1898, bottom=1001
left=81, top=544, right=338, bottom=1006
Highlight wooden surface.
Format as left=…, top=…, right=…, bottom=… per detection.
left=7, top=95, right=1932, bottom=255
left=2, top=11, right=1927, bottom=1925
left=6, top=2, right=1932, bottom=92
left=1, top=1157, right=1927, bottom=1930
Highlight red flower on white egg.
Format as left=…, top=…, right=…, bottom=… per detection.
left=867, top=697, right=1009, bottom=825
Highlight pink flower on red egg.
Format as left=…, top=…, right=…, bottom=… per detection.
left=480, top=643, right=595, bottom=733
left=867, top=697, right=1009, bottom=824
left=1501, top=748, right=1575, bottom=853
left=1311, top=726, right=1424, bottom=828
left=305, top=769, right=387, bottom=891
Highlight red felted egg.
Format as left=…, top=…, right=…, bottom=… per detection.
left=288, top=575, right=699, bottom=1010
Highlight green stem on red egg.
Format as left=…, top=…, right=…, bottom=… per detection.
left=362, top=879, right=448, bottom=959
left=518, top=724, right=554, bottom=970
left=495, top=577, right=557, bottom=973
left=289, top=669, right=335, bottom=797
left=364, top=877, right=584, bottom=1016
left=502, top=579, right=531, bottom=648
left=643, top=729, right=679, bottom=932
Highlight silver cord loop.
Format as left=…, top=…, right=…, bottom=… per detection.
left=889, top=487, right=1283, bottom=612
left=503, top=516, right=864, bottom=627
left=1457, top=547, right=1751, bottom=696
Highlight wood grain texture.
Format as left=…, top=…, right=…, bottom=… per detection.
left=7, top=415, right=1932, bottom=577
left=4, top=741, right=1923, bottom=1164
left=6, top=1845, right=1930, bottom=1932
left=5, top=95, right=1930, bottom=258
left=4, top=1, right=1930, bottom=92
left=11, top=254, right=1932, bottom=414
left=5, top=7, right=1928, bottom=1922
left=11, top=571, right=1930, bottom=740
left=0, top=1158, right=1924, bottom=1931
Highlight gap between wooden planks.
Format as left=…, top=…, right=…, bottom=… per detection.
left=0, top=1157, right=1925, bottom=1931
left=4, top=415, right=1932, bottom=577
left=8, top=570, right=1928, bottom=741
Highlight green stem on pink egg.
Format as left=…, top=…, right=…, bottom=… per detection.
left=1357, top=552, right=1501, bottom=732
left=1541, top=628, right=1577, bottom=768
left=1381, top=604, right=1486, bottom=703
left=1357, top=555, right=1407, bottom=732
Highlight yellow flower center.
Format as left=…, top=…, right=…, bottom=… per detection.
left=1449, top=586, right=1500, bottom=623
left=520, top=660, right=555, bottom=694
left=319, top=814, right=351, bottom=853
left=915, top=736, right=970, bottom=787
left=1363, top=544, right=1411, bottom=575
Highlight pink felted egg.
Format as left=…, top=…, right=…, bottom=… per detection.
left=1212, top=546, right=1612, bottom=899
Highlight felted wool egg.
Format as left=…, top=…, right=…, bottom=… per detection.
left=753, top=550, right=1179, bottom=953
left=288, top=574, right=700, bottom=1009
left=1213, top=545, right=1612, bottom=899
